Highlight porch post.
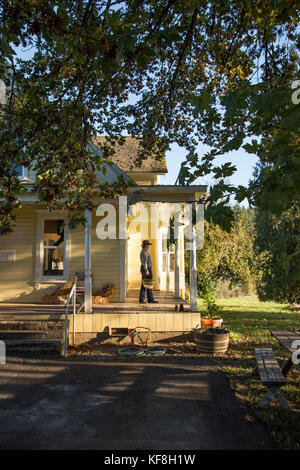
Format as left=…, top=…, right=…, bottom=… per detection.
left=120, top=239, right=126, bottom=302
left=166, top=248, right=170, bottom=291
left=190, top=203, right=198, bottom=311
left=84, top=209, right=92, bottom=313
left=119, top=196, right=127, bottom=302
left=174, top=208, right=180, bottom=297
left=175, top=238, right=180, bottom=297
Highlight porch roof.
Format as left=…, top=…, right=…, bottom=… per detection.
left=127, top=184, right=207, bottom=203
left=18, top=184, right=207, bottom=204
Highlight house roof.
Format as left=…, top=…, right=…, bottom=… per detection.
left=92, top=136, right=168, bottom=174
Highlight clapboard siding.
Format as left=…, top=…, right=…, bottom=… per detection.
left=0, top=207, right=121, bottom=303
left=92, top=207, right=120, bottom=301
left=128, top=173, right=159, bottom=185
left=0, top=206, right=58, bottom=302
left=0, top=206, right=36, bottom=301
left=69, top=210, right=120, bottom=300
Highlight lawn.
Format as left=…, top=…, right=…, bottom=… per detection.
left=198, top=296, right=300, bottom=450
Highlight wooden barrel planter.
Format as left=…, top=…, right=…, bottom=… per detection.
left=193, top=327, right=230, bottom=355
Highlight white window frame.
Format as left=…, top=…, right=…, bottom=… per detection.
left=161, top=235, right=175, bottom=273
left=35, top=210, right=70, bottom=286
left=17, top=165, right=29, bottom=180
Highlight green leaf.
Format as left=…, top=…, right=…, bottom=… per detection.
left=212, top=162, right=236, bottom=179
left=205, top=203, right=235, bottom=232
left=190, top=92, right=213, bottom=116
left=222, top=132, right=245, bottom=152
left=243, top=139, right=259, bottom=154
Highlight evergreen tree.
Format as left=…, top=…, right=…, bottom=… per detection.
left=255, top=204, right=300, bottom=304
left=186, top=205, right=258, bottom=297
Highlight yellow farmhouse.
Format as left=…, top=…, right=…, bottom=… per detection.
left=0, top=137, right=206, bottom=345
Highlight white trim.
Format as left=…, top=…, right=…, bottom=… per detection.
left=17, top=165, right=29, bottom=180
left=166, top=245, right=170, bottom=291
left=189, top=203, right=198, bottom=311
left=35, top=210, right=70, bottom=285
left=180, top=229, right=185, bottom=298
left=84, top=209, right=92, bottom=313
left=175, top=237, right=180, bottom=297
left=158, top=229, right=163, bottom=291
left=120, top=238, right=126, bottom=302
left=159, top=226, right=175, bottom=292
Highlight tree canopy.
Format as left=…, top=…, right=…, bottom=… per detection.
left=255, top=203, right=300, bottom=304
left=189, top=206, right=258, bottom=298
left=0, top=0, right=299, bottom=233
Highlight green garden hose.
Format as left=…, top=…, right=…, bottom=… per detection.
left=118, top=347, right=144, bottom=357
left=144, top=346, right=166, bottom=354
left=117, top=326, right=166, bottom=356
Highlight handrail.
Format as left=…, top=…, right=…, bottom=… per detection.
left=64, top=276, right=77, bottom=358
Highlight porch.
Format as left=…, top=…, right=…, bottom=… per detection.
left=0, top=291, right=201, bottom=341
left=1, top=185, right=205, bottom=309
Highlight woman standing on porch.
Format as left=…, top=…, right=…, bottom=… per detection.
left=139, top=240, right=158, bottom=304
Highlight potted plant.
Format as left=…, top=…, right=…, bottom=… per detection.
left=200, top=291, right=223, bottom=328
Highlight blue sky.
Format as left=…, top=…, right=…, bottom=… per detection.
left=160, top=142, right=259, bottom=190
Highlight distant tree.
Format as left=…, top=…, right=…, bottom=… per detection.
left=186, top=206, right=258, bottom=297
left=255, top=204, right=300, bottom=304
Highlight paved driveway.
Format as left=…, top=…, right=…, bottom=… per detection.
left=0, top=354, right=274, bottom=450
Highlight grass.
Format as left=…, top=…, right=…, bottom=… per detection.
left=197, top=296, right=300, bottom=450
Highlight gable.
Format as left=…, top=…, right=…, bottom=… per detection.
left=87, top=141, right=134, bottom=185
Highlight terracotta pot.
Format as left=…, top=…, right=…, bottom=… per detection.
left=201, top=317, right=223, bottom=328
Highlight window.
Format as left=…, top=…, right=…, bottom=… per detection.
left=169, top=245, right=175, bottom=272
left=16, top=166, right=29, bottom=179
left=43, top=220, right=65, bottom=277
left=162, top=238, right=175, bottom=272
left=35, top=211, right=69, bottom=287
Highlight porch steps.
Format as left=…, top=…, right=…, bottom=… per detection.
left=0, top=320, right=65, bottom=354
left=0, top=320, right=65, bottom=330
left=0, top=330, right=63, bottom=340
left=0, top=314, right=66, bottom=321
left=3, top=339, right=62, bottom=353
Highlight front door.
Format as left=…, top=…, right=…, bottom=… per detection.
left=159, top=229, right=175, bottom=291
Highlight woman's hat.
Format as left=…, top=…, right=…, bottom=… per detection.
left=142, top=240, right=152, bottom=247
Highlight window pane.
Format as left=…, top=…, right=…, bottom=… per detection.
left=170, top=253, right=175, bottom=272
left=16, top=166, right=23, bottom=177
left=44, top=220, right=64, bottom=247
left=162, top=254, right=167, bottom=272
left=43, top=248, right=64, bottom=276
left=162, top=238, right=167, bottom=252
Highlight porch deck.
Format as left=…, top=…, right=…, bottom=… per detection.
left=0, top=291, right=200, bottom=336
left=94, top=290, right=189, bottom=312
left=0, top=290, right=189, bottom=318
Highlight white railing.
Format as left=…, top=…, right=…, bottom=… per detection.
left=64, top=276, right=77, bottom=358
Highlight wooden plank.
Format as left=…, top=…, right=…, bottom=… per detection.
left=255, top=348, right=286, bottom=385
left=271, top=330, right=300, bottom=353
left=256, top=351, right=285, bottom=384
